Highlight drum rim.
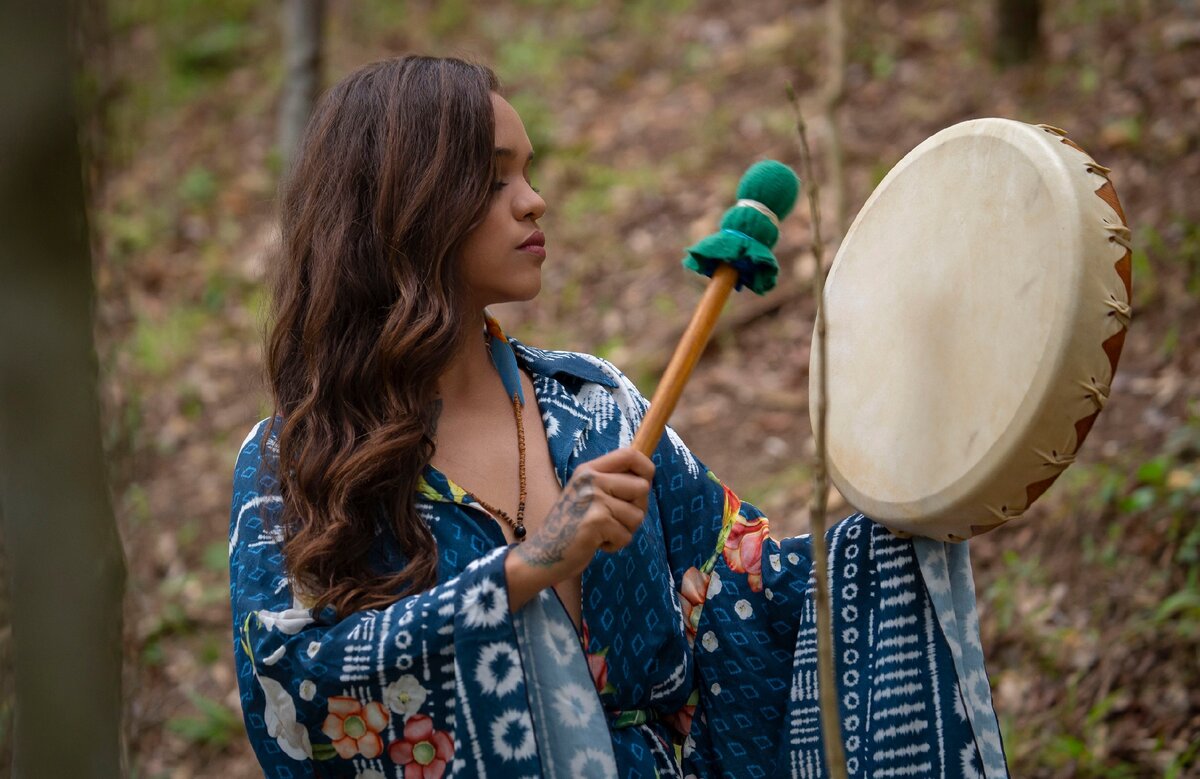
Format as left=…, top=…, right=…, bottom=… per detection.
left=816, top=118, right=1094, bottom=531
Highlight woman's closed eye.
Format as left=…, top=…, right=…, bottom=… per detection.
left=491, top=179, right=540, bottom=194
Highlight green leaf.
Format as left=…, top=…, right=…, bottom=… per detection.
left=179, top=165, right=218, bottom=206
left=1084, top=691, right=1122, bottom=727
left=141, top=638, right=165, bottom=667
left=1136, top=456, right=1170, bottom=486
left=166, top=692, right=243, bottom=748
left=1154, top=588, right=1200, bottom=623
left=312, top=743, right=338, bottom=760
left=1051, top=734, right=1087, bottom=761
left=202, top=541, right=229, bottom=572
left=173, top=21, right=250, bottom=77
left=1118, top=486, right=1157, bottom=514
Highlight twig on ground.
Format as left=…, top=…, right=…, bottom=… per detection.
left=822, top=0, right=848, bottom=239
left=787, top=82, right=849, bottom=779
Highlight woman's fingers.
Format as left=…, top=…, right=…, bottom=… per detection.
left=587, top=473, right=649, bottom=533
left=586, top=446, right=656, bottom=483
left=522, top=447, right=654, bottom=575
left=594, top=471, right=652, bottom=508
left=600, top=493, right=645, bottom=531
left=597, top=522, right=633, bottom=553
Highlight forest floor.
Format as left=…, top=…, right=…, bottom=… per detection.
left=85, top=0, right=1199, bottom=776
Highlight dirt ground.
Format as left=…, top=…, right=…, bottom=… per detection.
left=78, top=0, right=1200, bottom=776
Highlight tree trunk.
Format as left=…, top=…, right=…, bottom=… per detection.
left=279, top=0, right=326, bottom=168
left=0, top=0, right=127, bottom=775
left=0, top=512, right=13, bottom=774
left=995, top=0, right=1041, bottom=65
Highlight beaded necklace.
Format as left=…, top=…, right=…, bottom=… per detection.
left=455, top=316, right=529, bottom=541
left=465, top=393, right=528, bottom=540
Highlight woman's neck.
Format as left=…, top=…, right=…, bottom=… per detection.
left=436, top=310, right=502, bottom=409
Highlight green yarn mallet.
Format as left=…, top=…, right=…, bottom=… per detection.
left=683, top=159, right=800, bottom=294
left=632, top=160, right=801, bottom=456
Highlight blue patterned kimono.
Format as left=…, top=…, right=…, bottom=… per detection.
left=229, top=316, right=1009, bottom=778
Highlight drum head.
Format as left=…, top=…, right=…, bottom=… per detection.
left=813, top=119, right=1131, bottom=541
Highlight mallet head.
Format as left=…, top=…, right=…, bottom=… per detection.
left=683, top=160, right=800, bottom=294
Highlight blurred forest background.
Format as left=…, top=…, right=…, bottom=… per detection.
left=2, top=0, right=1198, bottom=776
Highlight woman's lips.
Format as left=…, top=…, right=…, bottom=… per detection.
left=518, top=231, right=546, bottom=258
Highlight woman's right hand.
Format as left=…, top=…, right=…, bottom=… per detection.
left=505, top=447, right=655, bottom=610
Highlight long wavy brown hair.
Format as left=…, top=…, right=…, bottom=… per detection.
left=265, top=56, right=500, bottom=617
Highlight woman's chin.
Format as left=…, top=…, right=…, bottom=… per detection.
left=505, top=276, right=543, bottom=303
left=480, top=283, right=541, bottom=309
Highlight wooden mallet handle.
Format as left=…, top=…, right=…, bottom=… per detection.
left=631, top=264, right=739, bottom=456
left=632, top=159, right=797, bottom=456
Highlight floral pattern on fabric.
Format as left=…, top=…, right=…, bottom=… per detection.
left=383, top=676, right=428, bottom=719
left=388, top=715, right=454, bottom=779
left=663, top=688, right=700, bottom=740
left=677, top=567, right=710, bottom=642
left=721, top=513, right=770, bottom=592
left=322, top=697, right=390, bottom=759
left=580, top=620, right=616, bottom=696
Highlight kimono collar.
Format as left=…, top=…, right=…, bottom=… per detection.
left=484, top=311, right=619, bottom=391
left=420, top=314, right=622, bottom=509
left=484, top=313, right=525, bottom=406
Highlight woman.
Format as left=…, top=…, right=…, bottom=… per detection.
left=230, top=56, right=1008, bottom=778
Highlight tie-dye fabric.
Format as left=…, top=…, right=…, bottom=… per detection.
left=229, top=317, right=1009, bottom=778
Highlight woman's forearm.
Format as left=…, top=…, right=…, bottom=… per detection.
left=503, top=549, right=559, bottom=612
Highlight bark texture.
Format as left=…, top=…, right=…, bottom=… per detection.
left=0, top=0, right=126, bottom=775
left=279, top=0, right=325, bottom=167
left=995, top=0, right=1042, bottom=65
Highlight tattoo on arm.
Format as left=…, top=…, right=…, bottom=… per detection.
left=515, top=473, right=593, bottom=567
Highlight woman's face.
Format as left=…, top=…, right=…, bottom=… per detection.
left=459, top=93, right=548, bottom=310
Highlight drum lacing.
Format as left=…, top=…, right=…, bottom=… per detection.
left=1103, top=221, right=1132, bottom=250
left=985, top=503, right=1026, bottom=521
left=1033, top=447, right=1077, bottom=468
left=1078, top=377, right=1111, bottom=409
left=1105, top=296, right=1132, bottom=327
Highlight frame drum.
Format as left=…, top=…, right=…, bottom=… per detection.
left=812, top=119, right=1131, bottom=541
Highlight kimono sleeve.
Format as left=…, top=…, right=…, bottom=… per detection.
left=597, top=360, right=1008, bottom=778
left=228, top=421, right=541, bottom=778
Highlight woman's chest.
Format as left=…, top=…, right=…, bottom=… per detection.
left=430, top=381, right=580, bottom=620
left=429, top=381, right=563, bottom=541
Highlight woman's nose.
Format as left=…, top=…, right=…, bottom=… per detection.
left=518, top=183, right=546, bottom=221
